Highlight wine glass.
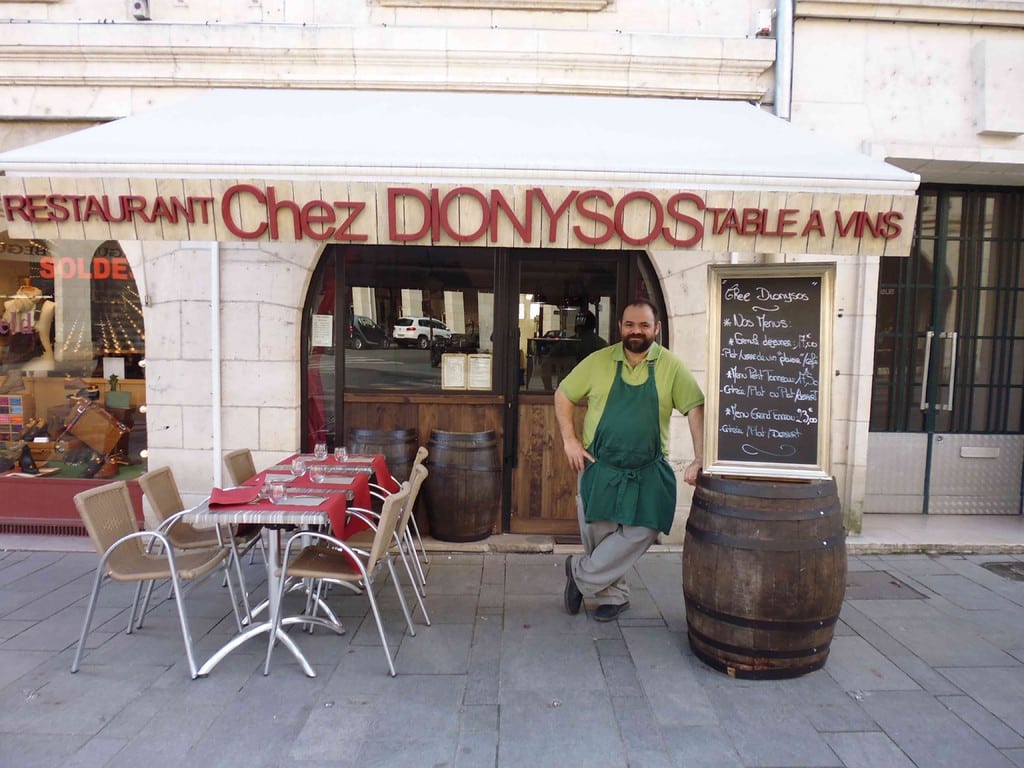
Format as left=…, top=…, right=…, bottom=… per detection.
left=291, top=457, right=307, bottom=478
left=309, top=464, right=326, bottom=484
left=268, top=482, right=287, bottom=504
left=334, top=446, right=348, bottom=462
left=313, top=442, right=328, bottom=460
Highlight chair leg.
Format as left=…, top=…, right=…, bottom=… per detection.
left=220, top=555, right=245, bottom=633
left=165, top=567, right=201, bottom=679
left=394, top=541, right=431, bottom=626
left=134, top=578, right=159, bottom=630
left=129, top=581, right=145, bottom=633
left=405, top=528, right=427, bottom=594
left=385, top=556, right=416, bottom=637
left=71, top=568, right=106, bottom=673
left=407, top=515, right=429, bottom=567
left=226, top=530, right=254, bottom=626
left=363, top=574, right=398, bottom=678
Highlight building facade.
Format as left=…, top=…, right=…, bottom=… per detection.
left=0, top=0, right=1020, bottom=538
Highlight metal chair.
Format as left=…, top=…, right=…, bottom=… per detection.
left=354, top=463, right=431, bottom=620
left=265, top=483, right=414, bottom=677
left=71, top=482, right=234, bottom=679
left=368, top=445, right=430, bottom=575
left=138, top=465, right=258, bottom=625
left=223, top=448, right=257, bottom=486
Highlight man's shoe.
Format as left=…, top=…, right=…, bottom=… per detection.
left=593, top=602, right=629, bottom=622
left=563, top=555, right=583, bottom=615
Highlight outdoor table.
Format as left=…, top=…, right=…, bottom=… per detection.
left=279, top=453, right=400, bottom=493
left=182, top=480, right=364, bottom=678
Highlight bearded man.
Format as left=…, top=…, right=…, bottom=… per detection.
left=555, top=299, right=704, bottom=621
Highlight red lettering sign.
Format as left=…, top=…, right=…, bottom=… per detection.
left=2, top=186, right=905, bottom=246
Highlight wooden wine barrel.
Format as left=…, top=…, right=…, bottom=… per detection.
left=346, top=428, right=420, bottom=484
left=682, top=474, right=847, bottom=679
left=424, top=429, right=501, bottom=542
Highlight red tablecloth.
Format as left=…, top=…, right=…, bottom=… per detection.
left=243, top=469, right=372, bottom=540
left=281, top=453, right=399, bottom=493
left=209, top=486, right=364, bottom=566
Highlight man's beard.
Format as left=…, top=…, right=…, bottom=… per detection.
left=624, top=335, right=653, bottom=354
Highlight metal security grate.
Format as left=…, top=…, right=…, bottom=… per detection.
left=845, top=570, right=926, bottom=599
left=0, top=520, right=87, bottom=537
left=872, top=188, right=1024, bottom=434
left=980, top=561, right=1024, bottom=581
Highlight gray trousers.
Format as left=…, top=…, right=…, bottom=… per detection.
left=570, top=479, right=660, bottom=606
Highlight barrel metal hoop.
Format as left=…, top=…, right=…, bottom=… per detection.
left=697, top=474, right=838, bottom=500
left=687, top=638, right=828, bottom=680
left=683, top=594, right=838, bottom=632
left=686, top=625, right=824, bottom=660
left=692, top=492, right=842, bottom=522
left=685, top=522, right=844, bottom=551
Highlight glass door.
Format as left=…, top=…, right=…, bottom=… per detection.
left=869, top=188, right=1024, bottom=514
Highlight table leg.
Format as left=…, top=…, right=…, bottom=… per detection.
left=199, top=526, right=319, bottom=677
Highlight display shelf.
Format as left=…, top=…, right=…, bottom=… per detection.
left=0, top=394, right=34, bottom=441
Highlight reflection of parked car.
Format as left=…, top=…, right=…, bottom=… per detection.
left=346, top=315, right=391, bottom=349
left=392, top=317, right=453, bottom=349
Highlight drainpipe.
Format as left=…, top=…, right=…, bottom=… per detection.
left=774, top=0, right=794, bottom=120
left=211, top=241, right=222, bottom=487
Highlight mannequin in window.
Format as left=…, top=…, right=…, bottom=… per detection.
left=3, top=277, right=42, bottom=325
left=28, top=298, right=56, bottom=368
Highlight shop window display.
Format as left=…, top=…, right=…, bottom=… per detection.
left=0, top=237, right=147, bottom=481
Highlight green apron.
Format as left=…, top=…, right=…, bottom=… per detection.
left=579, top=360, right=677, bottom=534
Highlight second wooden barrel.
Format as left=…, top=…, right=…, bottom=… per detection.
left=424, top=429, right=501, bottom=542
left=346, top=428, right=419, bottom=484
left=682, top=474, right=847, bottom=679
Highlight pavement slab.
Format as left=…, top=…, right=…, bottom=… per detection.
left=0, top=548, right=1022, bottom=767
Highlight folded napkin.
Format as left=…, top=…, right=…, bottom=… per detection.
left=209, top=486, right=259, bottom=507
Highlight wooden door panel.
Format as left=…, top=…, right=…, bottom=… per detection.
left=510, top=398, right=583, bottom=535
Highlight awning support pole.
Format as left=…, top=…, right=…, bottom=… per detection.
left=211, top=241, right=222, bottom=487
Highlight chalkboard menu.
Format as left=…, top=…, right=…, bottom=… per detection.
left=705, top=264, right=835, bottom=480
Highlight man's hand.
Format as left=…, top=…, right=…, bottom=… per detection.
left=683, top=459, right=702, bottom=486
left=562, top=435, right=594, bottom=473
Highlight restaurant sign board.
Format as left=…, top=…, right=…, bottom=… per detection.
left=704, top=262, right=835, bottom=481
left=0, top=178, right=917, bottom=256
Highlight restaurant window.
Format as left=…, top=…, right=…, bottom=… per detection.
left=0, top=236, right=147, bottom=480
left=301, top=243, right=664, bottom=449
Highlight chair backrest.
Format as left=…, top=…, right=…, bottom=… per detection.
left=224, top=449, right=256, bottom=486
left=411, top=446, right=428, bottom=477
left=396, top=464, right=427, bottom=538
left=74, top=482, right=144, bottom=571
left=138, top=466, right=184, bottom=530
left=366, top=482, right=410, bottom=572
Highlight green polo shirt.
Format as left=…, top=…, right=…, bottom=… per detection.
left=557, top=341, right=704, bottom=454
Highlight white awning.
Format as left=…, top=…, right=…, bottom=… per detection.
left=0, top=90, right=919, bottom=254
left=0, top=89, right=917, bottom=192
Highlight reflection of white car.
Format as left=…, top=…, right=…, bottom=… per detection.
left=392, top=317, right=453, bottom=349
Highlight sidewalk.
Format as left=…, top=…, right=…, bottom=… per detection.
left=1, top=528, right=1023, bottom=767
